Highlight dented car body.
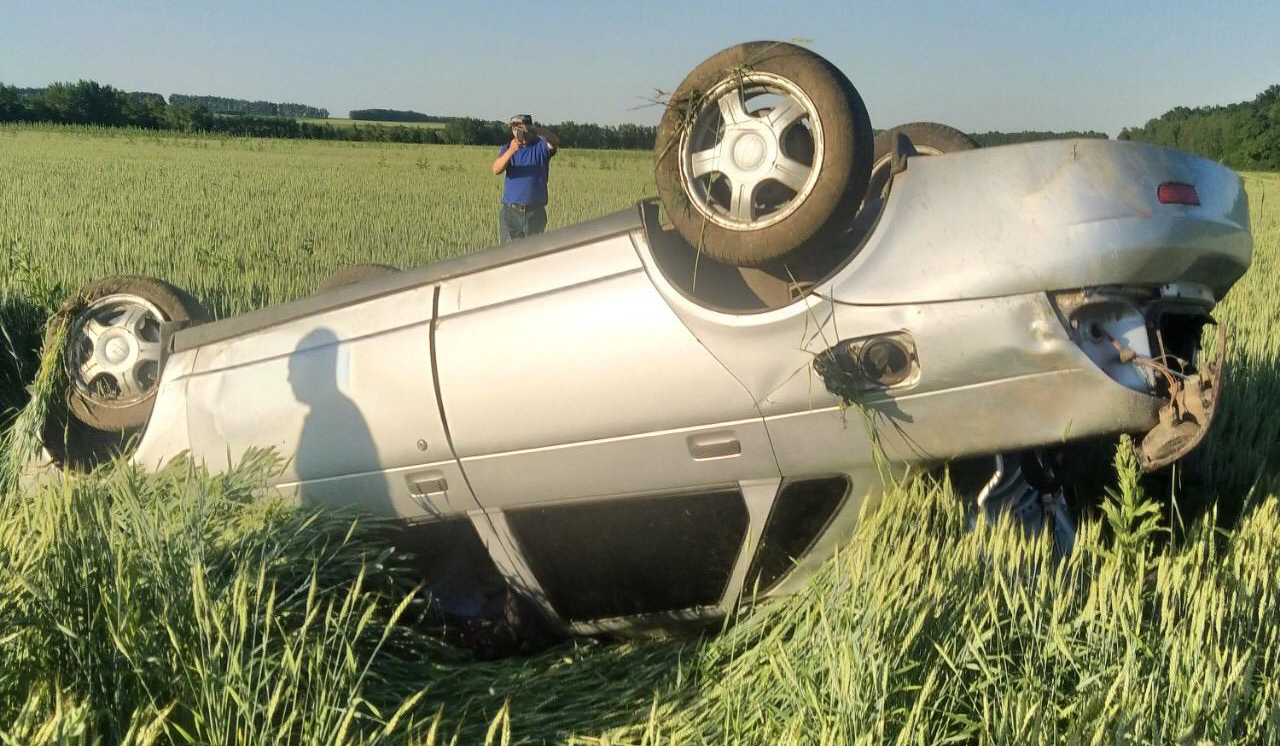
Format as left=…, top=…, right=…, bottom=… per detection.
left=27, top=136, right=1250, bottom=636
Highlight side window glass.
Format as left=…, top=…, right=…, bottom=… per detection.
left=745, top=476, right=850, bottom=594
left=506, top=488, right=749, bottom=622
left=396, top=518, right=510, bottom=619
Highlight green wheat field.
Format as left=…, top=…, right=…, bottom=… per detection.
left=2, top=124, right=1280, bottom=745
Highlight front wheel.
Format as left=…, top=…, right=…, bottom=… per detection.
left=654, top=41, right=873, bottom=267
left=56, top=275, right=209, bottom=432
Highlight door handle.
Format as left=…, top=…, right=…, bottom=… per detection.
left=407, top=471, right=448, bottom=498
left=687, top=432, right=741, bottom=460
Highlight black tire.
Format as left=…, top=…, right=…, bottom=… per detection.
left=867, top=122, right=978, bottom=200
left=655, top=41, right=873, bottom=267
left=52, top=275, right=209, bottom=432
left=315, top=263, right=399, bottom=292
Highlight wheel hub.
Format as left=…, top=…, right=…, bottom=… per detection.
left=101, top=333, right=135, bottom=367
left=729, top=130, right=772, bottom=172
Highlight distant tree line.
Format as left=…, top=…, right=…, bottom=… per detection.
left=1118, top=85, right=1280, bottom=171
left=129, top=91, right=167, bottom=106
left=436, top=118, right=656, bottom=149
left=27, top=77, right=1278, bottom=164
left=1, top=81, right=174, bottom=127
left=0, top=82, right=452, bottom=142
left=552, top=121, right=656, bottom=150
left=969, top=130, right=1109, bottom=147
left=0, top=80, right=659, bottom=149
left=11, top=84, right=328, bottom=119
left=168, top=93, right=328, bottom=118
left=350, top=108, right=451, bottom=123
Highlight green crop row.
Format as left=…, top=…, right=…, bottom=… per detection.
left=1, top=124, right=653, bottom=319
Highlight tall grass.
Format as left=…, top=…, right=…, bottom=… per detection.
left=0, top=447, right=700, bottom=744
left=605, top=445, right=1280, bottom=744
left=0, top=450, right=435, bottom=743
left=2, top=126, right=1279, bottom=743
left=6, top=439, right=1280, bottom=743
left=1199, top=172, right=1280, bottom=503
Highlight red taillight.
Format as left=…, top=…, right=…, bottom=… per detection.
left=1157, top=182, right=1200, bottom=205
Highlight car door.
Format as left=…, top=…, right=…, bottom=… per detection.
left=180, top=283, right=479, bottom=521
left=433, top=232, right=780, bottom=624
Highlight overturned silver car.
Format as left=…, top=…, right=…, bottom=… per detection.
left=32, top=42, right=1252, bottom=637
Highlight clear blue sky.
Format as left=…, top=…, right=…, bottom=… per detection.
left=2, top=0, right=1276, bottom=136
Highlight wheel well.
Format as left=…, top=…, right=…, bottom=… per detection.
left=638, top=198, right=882, bottom=313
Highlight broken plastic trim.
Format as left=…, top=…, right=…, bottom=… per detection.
left=1138, top=324, right=1225, bottom=472
left=1049, top=286, right=1162, bottom=392
left=1049, top=286, right=1215, bottom=389
left=1049, top=286, right=1223, bottom=472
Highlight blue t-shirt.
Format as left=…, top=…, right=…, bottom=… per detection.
left=499, top=137, right=555, bottom=206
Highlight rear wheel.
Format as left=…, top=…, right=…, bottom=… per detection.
left=866, top=122, right=978, bottom=201
left=655, top=41, right=873, bottom=267
left=315, top=263, right=399, bottom=293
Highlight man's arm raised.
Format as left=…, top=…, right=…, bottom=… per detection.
left=491, top=138, right=521, bottom=174
left=531, top=126, right=560, bottom=151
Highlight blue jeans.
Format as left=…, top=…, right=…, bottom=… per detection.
left=498, top=203, right=548, bottom=243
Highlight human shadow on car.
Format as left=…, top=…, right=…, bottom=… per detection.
left=288, top=327, right=393, bottom=518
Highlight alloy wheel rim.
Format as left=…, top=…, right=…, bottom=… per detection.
left=678, top=72, right=825, bottom=231
left=66, top=294, right=168, bottom=408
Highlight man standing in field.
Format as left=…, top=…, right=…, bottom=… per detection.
left=492, top=114, right=560, bottom=242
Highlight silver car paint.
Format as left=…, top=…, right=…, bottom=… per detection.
left=144, top=285, right=480, bottom=520
left=435, top=234, right=778, bottom=509
left=836, top=139, right=1249, bottom=304
left=101, top=138, right=1252, bottom=632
